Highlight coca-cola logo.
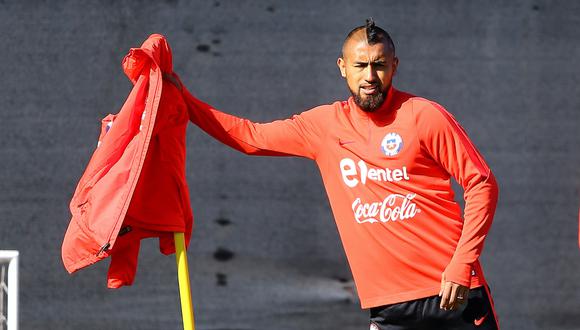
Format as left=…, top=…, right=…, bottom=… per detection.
left=351, top=193, right=421, bottom=224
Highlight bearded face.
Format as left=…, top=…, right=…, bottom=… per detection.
left=350, top=81, right=387, bottom=112
left=337, top=36, right=398, bottom=113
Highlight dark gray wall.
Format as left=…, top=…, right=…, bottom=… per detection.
left=1, top=1, right=579, bottom=329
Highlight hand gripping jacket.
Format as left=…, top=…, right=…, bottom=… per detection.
left=62, top=34, right=193, bottom=288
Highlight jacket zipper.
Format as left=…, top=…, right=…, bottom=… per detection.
left=96, top=242, right=111, bottom=256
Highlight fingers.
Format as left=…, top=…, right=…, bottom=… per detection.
left=450, top=286, right=465, bottom=310
left=448, top=283, right=459, bottom=307
left=451, top=286, right=468, bottom=310
left=439, top=281, right=470, bottom=311
left=439, top=281, right=453, bottom=310
left=439, top=273, right=445, bottom=296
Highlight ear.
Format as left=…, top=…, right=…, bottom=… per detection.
left=392, top=57, right=399, bottom=76
left=337, top=57, right=347, bottom=78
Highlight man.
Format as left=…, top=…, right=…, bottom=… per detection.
left=179, top=19, right=500, bottom=329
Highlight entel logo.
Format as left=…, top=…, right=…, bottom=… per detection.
left=340, top=158, right=410, bottom=188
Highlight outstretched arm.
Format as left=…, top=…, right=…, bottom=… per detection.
left=170, top=73, right=323, bottom=160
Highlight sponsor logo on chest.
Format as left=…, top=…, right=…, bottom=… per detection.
left=339, top=157, right=420, bottom=224
left=340, top=158, right=409, bottom=188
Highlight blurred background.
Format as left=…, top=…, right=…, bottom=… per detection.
left=0, top=1, right=579, bottom=329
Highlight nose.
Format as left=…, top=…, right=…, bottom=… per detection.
left=364, top=65, right=378, bottom=82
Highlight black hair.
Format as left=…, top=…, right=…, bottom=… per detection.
left=344, top=18, right=395, bottom=55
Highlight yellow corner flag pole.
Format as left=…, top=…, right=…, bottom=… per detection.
left=174, top=232, right=195, bottom=330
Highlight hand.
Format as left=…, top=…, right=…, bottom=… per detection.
left=162, top=72, right=183, bottom=91
left=438, top=273, right=469, bottom=311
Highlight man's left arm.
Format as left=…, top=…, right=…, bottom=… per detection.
left=414, top=100, right=499, bottom=309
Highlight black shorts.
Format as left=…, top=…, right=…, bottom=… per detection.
left=369, top=286, right=499, bottom=330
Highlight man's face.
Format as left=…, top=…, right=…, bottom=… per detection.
left=337, top=37, right=398, bottom=112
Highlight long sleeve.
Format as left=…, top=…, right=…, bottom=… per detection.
left=414, top=99, right=499, bottom=287
left=179, top=84, right=324, bottom=160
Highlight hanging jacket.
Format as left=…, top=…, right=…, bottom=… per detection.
left=62, top=34, right=193, bottom=288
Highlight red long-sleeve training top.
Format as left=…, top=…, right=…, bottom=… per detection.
left=182, top=85, right=499, bottom=308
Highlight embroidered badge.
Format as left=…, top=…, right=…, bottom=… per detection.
left=380, top=132, right=403, bottom=157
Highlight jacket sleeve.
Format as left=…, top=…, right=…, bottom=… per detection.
left=180, top=85, right=323, bottom=160
left=414, top=99, right=499, bottom=287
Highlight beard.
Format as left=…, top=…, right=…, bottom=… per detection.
left=350, top=84, right=387, bottom=112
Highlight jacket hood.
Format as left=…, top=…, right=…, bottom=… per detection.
left=122, top=34, right=173, bottom=83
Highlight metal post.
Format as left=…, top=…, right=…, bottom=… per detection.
left=0, top=251, right=18, bottom=330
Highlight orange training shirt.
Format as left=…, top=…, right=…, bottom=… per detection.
left=182, top=85, right=499, bottom=308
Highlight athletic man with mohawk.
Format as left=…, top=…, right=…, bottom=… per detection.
left=180, top=19, right=500, bottom=329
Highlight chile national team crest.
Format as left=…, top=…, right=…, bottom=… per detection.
left=381, top=132, right=403, bottom=157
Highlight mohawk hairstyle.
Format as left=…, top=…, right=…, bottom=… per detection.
left=344, top=18, right=396, bottom=55
left=365, top=18, right=383, bottom=44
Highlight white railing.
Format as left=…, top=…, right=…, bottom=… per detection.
left=0, top=251, right=18, bottom=330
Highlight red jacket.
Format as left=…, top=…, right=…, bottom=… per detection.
left=62, top=34, right=192, bottom=288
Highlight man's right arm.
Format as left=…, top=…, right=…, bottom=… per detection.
left=180, top=82, right=324, bottom=160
